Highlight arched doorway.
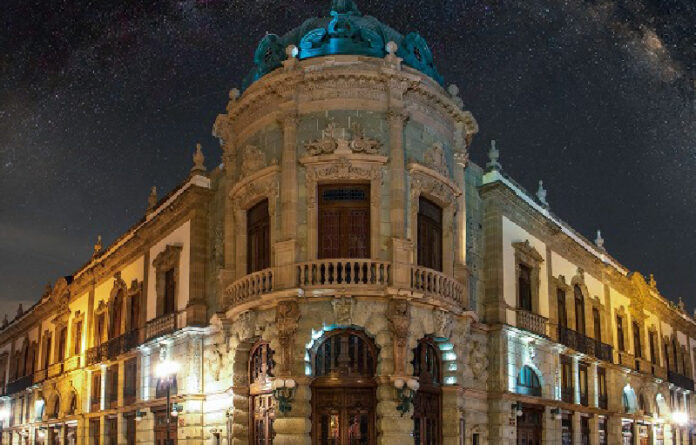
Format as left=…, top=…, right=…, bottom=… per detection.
left=515, top=366, right=543, bottom=445
left=249, top=340, right=275, bottom=445
left=412, top=337, right=442, bottom=445
left=311, top=329, right=378, bottom=445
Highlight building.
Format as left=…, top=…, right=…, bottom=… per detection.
left=1, top=1, right=695, bottom=444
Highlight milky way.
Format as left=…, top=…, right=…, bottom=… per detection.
left=0, top=0, right=694, bottom=318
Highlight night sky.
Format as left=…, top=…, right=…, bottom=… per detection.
left=1, top=0, right=695, bottom=319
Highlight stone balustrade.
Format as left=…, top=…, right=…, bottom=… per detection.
left=225, top=268, right=274, bottom=305
left=515, top=309, right=548, bottom=337
left=410, top=265, right=466, bottom=307
left=145, top=312, right=179, bottom=342
left=297, top=259, right=390, bottom=288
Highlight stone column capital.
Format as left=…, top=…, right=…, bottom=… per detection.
left=386, top=109, right=409, bottom=125
left=278, top=111, right=299, bottom=128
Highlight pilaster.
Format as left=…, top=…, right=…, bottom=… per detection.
left=387, top=109, right=407, bottom=240
left=376, top=381, right=412, bottom=445
left=280, top=111, right=299, bottom=243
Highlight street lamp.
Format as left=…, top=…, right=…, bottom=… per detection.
left=155, top=358, right=180, bottom=445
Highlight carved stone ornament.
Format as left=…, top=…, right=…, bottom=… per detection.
left=433, top=309, right=453, bottom=339
left=240, top=145, right=267, bottom=178
left=207, top=345, right=223, bottom=382
left=332, top=296, right=354, bottom=326
left=469, top=340, right=488, bottom=381
left=305, top=158, right=382, bottom=209
left=305, top=122, right=381, bottom=156
left=275, top=301, right=301, bottom=375
left=423, top=142, right=449, bottom=177
left=153, top=245, right=182, bottom=271
left=237, top=310, right=257, bottom=342
left=386, top=299, right=410, bottom=374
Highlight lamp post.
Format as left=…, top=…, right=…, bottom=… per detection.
left=155, top=358, right=180, bottom=445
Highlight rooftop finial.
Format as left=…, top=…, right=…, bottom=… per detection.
left=16, top=304, right=23, bottom=318
left=536, top=180, right=549, bottom=208
left=1, top=314, right=7, bottom=328
left=486, top=140, right=501, bottom=171
left=649, top=273, right=657, bottom=288
left=93, top=235, right=102, bottom=257
left=147, top=186, right=158, bottom=211
left=447, top=84, right=464, bottom=108
left=191, top=143, right=206, bottom=173
left=678, top=297, right=685, bottom=311
left=595, top=230, right=605, bottom=250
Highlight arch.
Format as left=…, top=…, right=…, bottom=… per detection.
left=48, top=393, right=61, bottom=419
left=65, top=390, right=79, bottom=416
left=516, top=365, right=542, bottom=397
left=311, top=328, right=378, bottom=445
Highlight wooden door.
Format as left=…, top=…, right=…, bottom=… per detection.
left=155, top=411, right=177, bottom=445
left=516, top=406, right=542, bottom=445
left=417, top=197, right=442, bottom=271
left=252, top=393, right=275, bottom=445
left=318, top=185, right=370, bottom=259
left=247, top=199, right=270, bottom=273
left=313, top=387, right=375, bottom=445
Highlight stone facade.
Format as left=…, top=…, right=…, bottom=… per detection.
left=1, top=1, right=695, bottom=444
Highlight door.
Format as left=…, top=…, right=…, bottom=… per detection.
left=318, top=184, right=370, bottom=259
left=252, top=393, right=275, bottom=445
left=155, top=411, right=177, bottom=445
left=313, top=387, right=375, bottom=445
left=516, top=406, right=542, bottom=445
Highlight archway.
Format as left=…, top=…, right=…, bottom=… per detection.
left=310, top=328, right=378, bottom=445
left=412, top=337, right=442, bottom=445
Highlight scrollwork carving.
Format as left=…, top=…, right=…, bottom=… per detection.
left=305, top=122, right=381, bottom=156
left=240, top=145, right=267, bottom=178
left=275, top=301, right=301, bottom=375
left=423, top=142, right=449, bottom=177
left=386, top=299, right=410, bottom=374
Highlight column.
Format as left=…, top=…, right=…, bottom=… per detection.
left=275, top=112, right=300, bottom=289
left=186, top=208, right=208, bottom=326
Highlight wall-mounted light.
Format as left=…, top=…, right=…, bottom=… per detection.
left=550, top=408, right=561, bottom=420
left=171, top=403, right=183, bottom=418
left=135, top=410, right=147, bottom=422
left=511, top=402, right=523, bottom=417
left=394, top=378, right=419, bottom=416
left=272, top=379, right=297, bottom=415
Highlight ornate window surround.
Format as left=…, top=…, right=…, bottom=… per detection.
left=93, top=300, right=108, bottom=347
left=108, top=272, right=128, bottom=337
left=301, top=153, right=386, bottom=260
left=152, top=244, right=183, bottom=317
left=70, top=311, right=85, bottom=357
left=126, top=279, right=142, bottom=332
left=229, top=164, right=280, bottom=278
left=551, top=275, right=571, bottom=329
left=512, top=240, right=544, bottom=315
left=407, top=162, right=461, bottom=276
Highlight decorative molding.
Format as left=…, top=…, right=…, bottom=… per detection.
left=304, top=122, right=381, bottom=156
left=332, top=296, right=354, bottom=326
left=386, top=299, right=410, bottom=375
left=275, top=301, right=301, bottom=376
left=239, top=145, right=268, bottom=178
left=423, top=142, right=449, bottom=177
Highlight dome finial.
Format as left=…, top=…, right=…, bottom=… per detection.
left=331, top=0, right=360, bottom=15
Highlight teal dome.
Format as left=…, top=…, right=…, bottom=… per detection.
left=242, top=0, right=444, bottom=89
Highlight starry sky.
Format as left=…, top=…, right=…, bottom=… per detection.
left=1, top=0, right=695, bottom=319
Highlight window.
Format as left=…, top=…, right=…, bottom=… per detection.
left=412, top=338, right=442, bottom=445
left=164, top=268, right=176, bottom=315
left=95, top=313, right=105, bottom=346
left=249, top=341, right=274, bottom=384
left=672, top=339, right=679, bottom=374
left=247, top=199, right=271, bottom=273
left=417, top=197, right=443, bottom=272
left=616, top=315, right=625, bottom=352
left=129, top=295, right=140, bottom=332
left=110, top=292, right=123, bottom=338
left=649, top=331, right=657, bottom=365
left=156, top=375, right=177, bottom=399
left=90, top=418, right=100, bottom=445
left=123, top=358, right=137, bottom=405
left=107, top=365, right=118, bottom=408
left=592, top=307, right=601, bottom=342
left=597, top=367, right=607, bottom=409
left=632, top=322, right=642, bottom=359
left=665, top=342, right=671, bottom=371
left=125, top=413, right=136, bottom=444
left=561, top=355, right=573, bottom=403
left=518, top=264, right=532, bottom=311
left=516, top=365, right=541, bottom=397
left=579, top=363, right=588, bottom=406
left=73, top=321, right=83, bottom=356
left=574, top=285, right=585, bottom=335
left=91, top=371, right=101, bottom=411
left=42, top=334, right=52, bottom=370
left=57, top=326, right=67, bottom=362
left=106, top=416, right=117, bottom=445
left=557, top=289, right=567, bottom=328
left=318, top=184, right=370, bottom=259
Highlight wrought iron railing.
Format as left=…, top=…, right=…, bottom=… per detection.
left=558, top=326, right=613, bottom=363
left=6, top=375, right=33, bottom=395
left=516, top=309, right=547, bottom=337
left=86, top=343, right=108, bottom=366
left=668, top=371, right=694, bottom=391
left=145, top=312, right=178, bottom=342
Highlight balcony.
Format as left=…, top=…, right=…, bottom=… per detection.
left=86, top=343, right=108, bottom=366
left=105, top=330, right=140, bottom=361
left=298, top=259, right=390, bottom=289
left=410, top=265, right=465, bottom=307
left=6, top=375, right=33, bottom=395
left=47, top=362, right=63, bottom=378
left=515, top=309, right=548, bottom=337
left=226, top=268, right=274, bottom=306
left=668, top=371, right=695, bottom=391
left=64, top=355, right=80, bottom=372
left=33, top=368, right=47, bottom=384
left=558, top=326, right=613, bottom=363
left=145, top=312, right=178, bottom=341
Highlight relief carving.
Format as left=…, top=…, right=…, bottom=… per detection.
left=275, top=301, right=301, bottom=375
left=386, top=299, right=410, bottom=374
left=469, top=340, right=488, bottom=381
left=240, top=145, right=267, bottom=178
left=423, top=142, right=449, bottom=177
left=332, top=296, right=354, bottom=326
left=305, top=122, right=381, bottom=156
left=433, top=309, right=453, bottom=339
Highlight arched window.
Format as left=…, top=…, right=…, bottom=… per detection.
left=49, top=396, right=60, bottom=419
left=516, top=365, right=542, bottom=397
left=66, top=392, right=78, bottom=416
left=249, top=341, right=274, bottom=384
left=311, top=329, right=378, bottom=445
left=412, top=338, right=442, bottom=445
left=639, top=394, right=650, bottom=415
left=574, top=285, right=585, bottom=335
